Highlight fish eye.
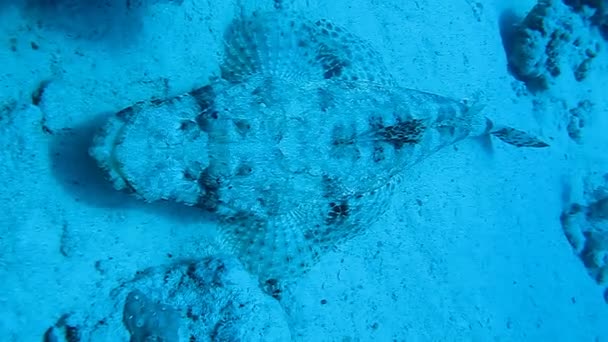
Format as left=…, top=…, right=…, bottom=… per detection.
left=179, top=120, right=197, bottom=131
left=236, top=164, right=253, bottom=176
left=183, top=169, right=197, bottom=181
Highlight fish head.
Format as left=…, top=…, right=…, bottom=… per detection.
left=89, top=96, right=210, bottom=206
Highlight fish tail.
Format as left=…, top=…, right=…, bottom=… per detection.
left=488, top=123, right=549, bottom=148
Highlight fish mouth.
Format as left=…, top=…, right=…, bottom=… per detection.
left=89, top=112, right=135, bottom=194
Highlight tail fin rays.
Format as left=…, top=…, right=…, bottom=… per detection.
left=490, top=126, right=549, bottom=148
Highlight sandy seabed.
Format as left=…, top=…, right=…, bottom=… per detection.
left=1, top=0, right=607, bottom=340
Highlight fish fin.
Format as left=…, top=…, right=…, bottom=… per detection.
left=217, top=186, right=389, bottom=297
left=220, top=11, right=394, bottom=85
left=472, top=132, right=495, bottom=155
left=463, top=100, right=548, bottom=149
left=217, top=205, right=328, bottom=298
left=489, top=125, right=549, bottom=148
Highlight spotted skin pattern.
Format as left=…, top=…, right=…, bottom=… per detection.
left=90, top=11, right=548, bottom=295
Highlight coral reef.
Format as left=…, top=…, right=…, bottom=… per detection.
left=561, top=172, right=608, bottom=303
left=504, top=0, right=601, bottom=91
left=566, top=99, right=593, bottom=143
left=43, top=256, right=291, bottom=341
left=563, top=0, right=608, bottom=39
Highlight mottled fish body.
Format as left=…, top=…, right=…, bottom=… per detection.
left=90, top=11, right=547, bottom=293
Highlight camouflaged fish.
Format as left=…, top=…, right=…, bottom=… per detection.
left=90, top=11, right=548, bottom=296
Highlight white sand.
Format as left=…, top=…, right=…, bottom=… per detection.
left=1, top=0, right=607, bottom=340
